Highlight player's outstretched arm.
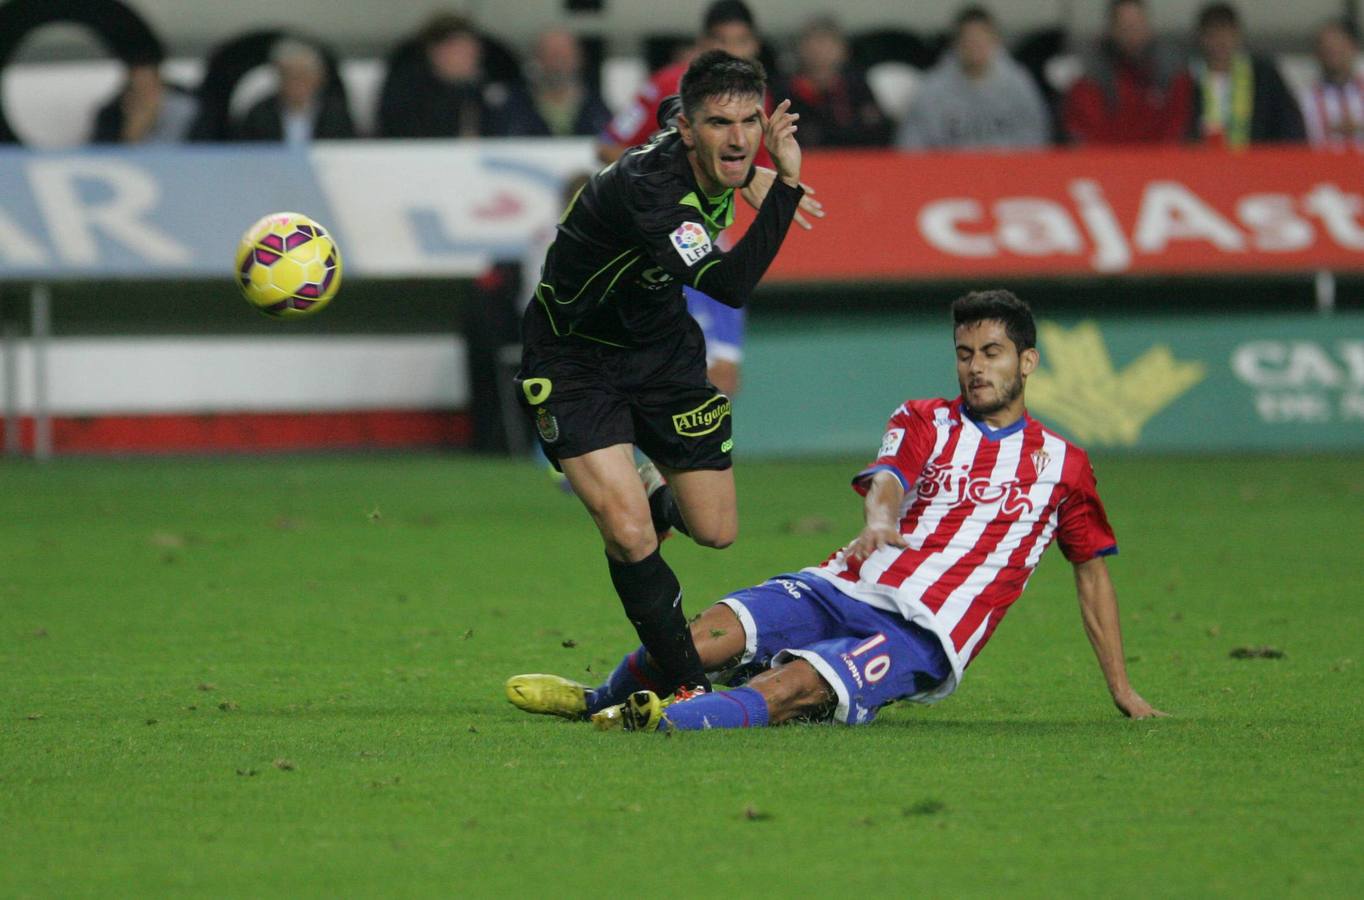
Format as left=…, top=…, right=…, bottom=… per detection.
left=846, top=471, right=908, bottom=561
left=1073, top=557, right=1168, bottom=719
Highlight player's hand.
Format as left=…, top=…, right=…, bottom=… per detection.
left=759, top=99, right=802, bottom=188
left=1113, top=689, right=1168, bottom=719
left=741, top=166, right=825, bottom=230
left=845, top=524, right=906, bottom=562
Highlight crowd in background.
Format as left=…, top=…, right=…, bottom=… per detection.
left=86, top=0, right=1364, bottom=152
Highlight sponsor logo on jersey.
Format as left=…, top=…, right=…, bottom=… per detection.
left=672, top=394, right=731, bottom=437
left=917, top=463, right=1034, bottom=515
left=879, top=428, right=905, bottom=458
left=535, top=407, right=559, bottom=443
left=670, top=221, right=712, bottom=266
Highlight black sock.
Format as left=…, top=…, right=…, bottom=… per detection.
left=606, top=549, right=707, bottom=693
left=646, top=483, right=691, bottom=538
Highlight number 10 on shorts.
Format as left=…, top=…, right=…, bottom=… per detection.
left=850, top=633, right=891, bottom=684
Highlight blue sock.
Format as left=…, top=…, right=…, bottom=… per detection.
left=587, top=647, right=665, bottom=714
left=658, top=686, right=770, bottom=732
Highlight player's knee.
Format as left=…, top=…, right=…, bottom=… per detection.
left=689, top=520, right=737, bottom=550
left=599, top=513, right=657, bottom=562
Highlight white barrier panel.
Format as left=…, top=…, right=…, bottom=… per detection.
left=3, top=335, right=467, bottom=414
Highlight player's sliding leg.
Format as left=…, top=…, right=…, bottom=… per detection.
left=597, top=661, right=833, bottom=732
left=559, top=444, right=709, bottom=695
left=655, top=465, right=737, bottom=550
left=575, top=605, right=746, bottom=715
left=505, top=603, right=748, bottom=720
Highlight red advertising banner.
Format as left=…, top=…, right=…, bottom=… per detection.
left=752, top=147, right=1364, bottom=281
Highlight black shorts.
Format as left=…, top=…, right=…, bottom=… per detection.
left=516, top=322, right=733, bottom=472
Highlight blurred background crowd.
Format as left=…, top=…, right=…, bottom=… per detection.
left=3, top=0, right=1362, bottom=153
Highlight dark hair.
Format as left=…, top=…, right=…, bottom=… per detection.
left=799, top=15, right=843, bottom=42
left=1197, top=2, right=1239, bottom=30
left=954, top=5, right=997, bottom=33
left=951, top=290, right=1036, bottom=351
left=704, top=0, right=756, bottom=33
left=1320, top=16, right=1360, bottom=45
left=680, top=50, right=767, bottom=120
left=419, top=13, right=477, bottom=48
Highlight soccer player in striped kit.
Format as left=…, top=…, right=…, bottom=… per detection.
left=507, top=290, right=1165, bottom=731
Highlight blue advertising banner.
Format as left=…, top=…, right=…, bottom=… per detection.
left=0, top=140, right=598, bottom=280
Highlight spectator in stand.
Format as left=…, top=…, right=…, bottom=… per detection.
left=234, top=39, right=355, bottom=145
left=777, top=17, right=891, bottom=147
left=91, top=56, right=199, bottom=144
left=898, top=6, right=1049, bottom=150
left=377, top=13, right=509, bottom=138
left=1063, top=0, right=1193, bottom=144
left=1298, top=18, right=1364, bottom=148
left=598, top=0, right=763, bottom=162
left=1186, top=3, right=1304, bottom=147
left=502, top=29, right=611, bottom=137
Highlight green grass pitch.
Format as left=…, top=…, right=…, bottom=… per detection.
left=2, top=454, right=1361, bottom=897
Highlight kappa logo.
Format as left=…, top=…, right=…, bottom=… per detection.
left=670, top=221, right=712, bottom=266
left=672, top=395, right=731, bottom=437
left=839, top=653, right=865, bottom=689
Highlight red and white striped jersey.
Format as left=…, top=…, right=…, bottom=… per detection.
left=1298, top=77, right=1364, bottom=149
left=804, top=397, right=1117, bottom=702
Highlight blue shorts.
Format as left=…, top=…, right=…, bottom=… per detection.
left=685, top=287, right=745, bottom=365
left=718, top=574, right=951, bottom=725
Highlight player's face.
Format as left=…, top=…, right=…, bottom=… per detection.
left=679, top=93, right=763, bottom=194
left=955, top=320, right=1038, bottom=420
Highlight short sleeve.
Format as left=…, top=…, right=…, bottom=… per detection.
left=852, top=404, right=936, bottom=496
left=1056, top=455, right=1118, bottom=562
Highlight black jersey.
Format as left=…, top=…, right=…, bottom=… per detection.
left=525, top=119, right=803, bottom=348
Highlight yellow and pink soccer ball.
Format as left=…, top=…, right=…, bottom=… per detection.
left=235, top=212, right=342, bottom=318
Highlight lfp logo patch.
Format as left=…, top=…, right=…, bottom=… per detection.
left=670, top=221, right=712, bottom=266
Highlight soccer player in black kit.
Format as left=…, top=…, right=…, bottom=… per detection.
left=511, top=51, right=806, bottom=707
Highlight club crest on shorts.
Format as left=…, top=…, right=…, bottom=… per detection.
left=535, top=407, right=560, bottom=443
left=672, top=394, right=731, bottom=437
left=669, top=221, right=712, bottom=266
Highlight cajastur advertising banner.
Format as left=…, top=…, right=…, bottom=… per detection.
left=1, top=142, right=1359, bottom=282
left=765, top=146, right=1364, bottom=281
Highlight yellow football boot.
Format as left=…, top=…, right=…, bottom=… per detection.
left=504, top=674, right=589, bottom=720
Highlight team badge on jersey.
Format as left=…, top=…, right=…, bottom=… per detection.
left=879, top=428, right=905, bottom=458
left=1031, top=448, right=1052, bottom=475
left=535, top=407, right=559, bottom=443
left=670, top=221, right=712, bottom=266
